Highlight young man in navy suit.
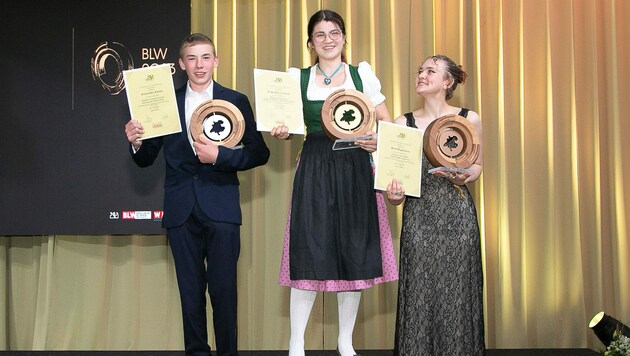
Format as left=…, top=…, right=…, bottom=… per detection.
left=124, top=33, right=270, bottom=356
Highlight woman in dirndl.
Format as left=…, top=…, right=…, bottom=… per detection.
left=271, top=9, right=398, bottom=356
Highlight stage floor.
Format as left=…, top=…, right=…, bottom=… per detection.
left=0, top=349, right=600, bottom=356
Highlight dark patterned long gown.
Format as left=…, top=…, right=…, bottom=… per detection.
left=394, top=111, right=485, bottom=356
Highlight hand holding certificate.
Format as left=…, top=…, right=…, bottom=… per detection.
left=374, top=121, right=423, bottom=197
left=253, top=69, right=304, bottom=135
left=123, top=64, right=181, bottom=140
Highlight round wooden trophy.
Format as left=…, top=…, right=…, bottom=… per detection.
left=189, top=99, right=245, bottom=147
left=424, top=114, right=480, bottom=168
left=321, top=89, right=376, bottom=139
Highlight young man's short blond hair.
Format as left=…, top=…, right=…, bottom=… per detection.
left=179, top=33, right=216, bottom=58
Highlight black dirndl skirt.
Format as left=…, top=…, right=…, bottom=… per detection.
left=289, top=131, right=382, bottom=281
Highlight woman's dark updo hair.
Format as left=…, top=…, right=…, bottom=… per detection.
left=306, top=9, right=347, bottom=63
left=427, top=54, right=467, bottom=100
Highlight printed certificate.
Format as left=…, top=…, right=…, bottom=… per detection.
left=123, top=64, right=181, bottom=140
left=253, top=68, right=304, bottom=134
left=374, top=121, right=423, bottom=197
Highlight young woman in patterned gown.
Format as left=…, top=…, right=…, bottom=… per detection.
left=386, top=54, right=485, bottom=356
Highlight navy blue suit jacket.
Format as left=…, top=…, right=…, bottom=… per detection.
left=130, top=81, right=270, bottom=228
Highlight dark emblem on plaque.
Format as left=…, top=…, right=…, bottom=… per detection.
left=340, top=109, right=357, bottom=125
left=444, top=136, right=459, bottom=151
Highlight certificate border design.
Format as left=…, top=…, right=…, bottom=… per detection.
left=374, top=121, right=423, bottom=197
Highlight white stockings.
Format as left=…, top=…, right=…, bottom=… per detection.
left=289, top=288, right=316, bottom=356
left=288, top=288, right=362, bottom=356
left=337, top=291, right=361, bottom=356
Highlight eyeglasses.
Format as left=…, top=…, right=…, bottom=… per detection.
left=312, top=29, right=343, bottom=43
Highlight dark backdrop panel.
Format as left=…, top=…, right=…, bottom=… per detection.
left=0, top=1, right=190, bottom=235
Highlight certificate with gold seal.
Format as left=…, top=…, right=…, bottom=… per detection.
left=374, top=121, right=423, bottom=197
left=253, top=68, right=305, bottom=135
left=123, top=64, right=181, bottom=140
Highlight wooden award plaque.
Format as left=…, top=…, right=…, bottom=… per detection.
left=424, top=114, right=480, bottom=168
left=321, top=89, right=376, bottom=139
left=190, top=99, right=245, bottom=147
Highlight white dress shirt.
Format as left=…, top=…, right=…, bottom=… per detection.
left=184, top=81, right=214, bottom=153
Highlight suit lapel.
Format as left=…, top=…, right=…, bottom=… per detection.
left=213, top=81, right=225, bottom=100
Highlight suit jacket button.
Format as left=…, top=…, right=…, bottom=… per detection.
left=193, top=174, right=198, bottom=179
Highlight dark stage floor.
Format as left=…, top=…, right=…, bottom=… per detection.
left=0, top=349, right=601, bottom=356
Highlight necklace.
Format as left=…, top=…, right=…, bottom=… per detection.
left=317, top=62, right=343, bottom=85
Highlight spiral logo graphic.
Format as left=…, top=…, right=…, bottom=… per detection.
left=91, top=41, right=134, bottom=95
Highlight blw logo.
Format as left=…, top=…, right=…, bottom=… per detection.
left=153, top=211, right=164, bottom=221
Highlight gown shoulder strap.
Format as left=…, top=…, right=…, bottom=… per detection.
left=403, top=112, right=416, bottom=128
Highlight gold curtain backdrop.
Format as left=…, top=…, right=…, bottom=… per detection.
left=1, top=0, right=629, bottom=351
